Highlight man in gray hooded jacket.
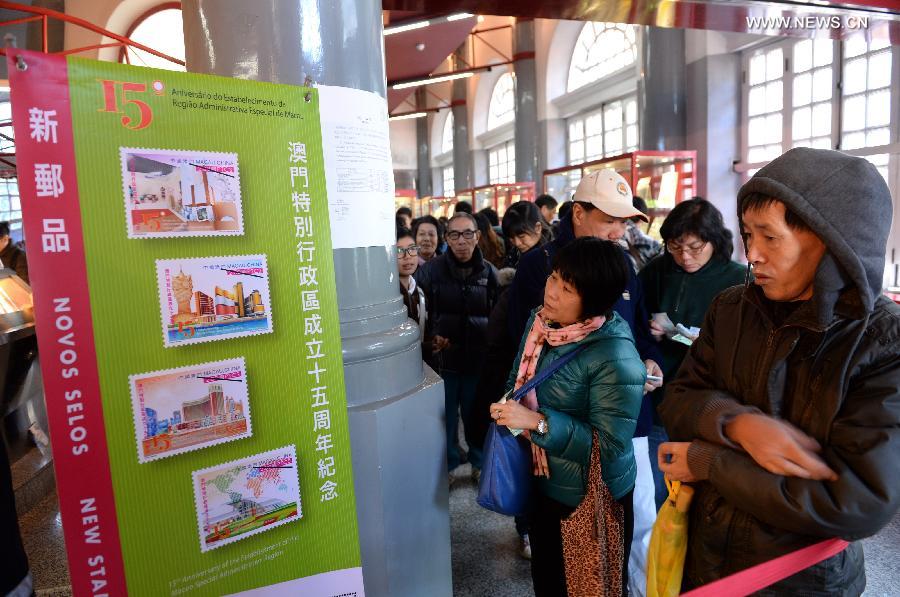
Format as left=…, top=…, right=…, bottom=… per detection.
left=658, top=148, right=900, bottom=594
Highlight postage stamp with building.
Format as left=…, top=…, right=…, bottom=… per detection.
left=192, top=445, right=302, bottom=552
left=156, top=255, right=274, bottom=347
left=120, top=148, right=244, bottom=239
left=130, top=358, right=252, bottom=463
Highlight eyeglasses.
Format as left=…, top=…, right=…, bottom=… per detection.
left=446, top=230, right=477, bottom=241
left=396, top=245, right=420, bottom=257
left=666, top=240, right=708, bottom=256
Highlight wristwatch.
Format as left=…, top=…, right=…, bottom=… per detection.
left=536, top=416, right=548, bottom=436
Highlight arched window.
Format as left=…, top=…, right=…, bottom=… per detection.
left=487, top=72, right=515, bottom=130
left=121, top=5, right=186, bottom=71
left=567, top=23, right=637, bottom=92
left=441, top=112, right=454, bottom=155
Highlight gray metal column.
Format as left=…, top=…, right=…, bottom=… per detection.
left=416, top=88, right=434, bottom=197
left=181, top=3, right=450, bottom=597
left=514, top=18, right=539, bottom=182
left=685, top=49, right=743, bottom=256
left=640, top=26, right=687, bottom=150
left=452, top=44, right=471, bottom=191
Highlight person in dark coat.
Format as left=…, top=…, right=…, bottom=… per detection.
left=396, top=226, right=427, bottom=344
left=472, top=201, right=552, bottom=559
left=659, top=148, right=900, bottom=594
left=639, top=198, right=746, bottom=509
left=416, top=213, right=499, bottom=475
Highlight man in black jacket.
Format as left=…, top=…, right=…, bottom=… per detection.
left=416, top=213, right=498, bottom=476
left=659, top=148, right=900, bottom=594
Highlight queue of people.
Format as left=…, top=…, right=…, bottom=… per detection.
left=394, top=147, right=900, bottom=597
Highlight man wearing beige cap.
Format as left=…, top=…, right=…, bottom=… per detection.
left=507, top=169, right=664, bottom=593
left=508, top=169, right=661, bottom=379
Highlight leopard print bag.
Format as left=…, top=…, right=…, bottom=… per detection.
left=560, top=430, right=625, bottom=597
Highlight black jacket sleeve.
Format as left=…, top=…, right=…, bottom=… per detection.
left=630, top=269, right=662, bottom=365
left=507, top=248, right=549, bottom=343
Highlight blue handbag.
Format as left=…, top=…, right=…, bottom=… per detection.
left=476, top=345, right=587, bottom=516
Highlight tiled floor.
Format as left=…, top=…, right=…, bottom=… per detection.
left=18, top=489, right=71, bottom=596
left=17, top=469, right=900, bottom=596
left=448, top=463, right=534, bottom=597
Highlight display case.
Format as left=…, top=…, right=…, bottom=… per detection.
left=454, top=190, right=474, bottom=209
left=394, top=189, right=416, bottom=216
left=543, top=151, right=696, bottom=238
left=427, top=196, right=458, bottom=219
left=394, top=190, right=431, bottom=218
left=457, top=183, right=536, bottom=217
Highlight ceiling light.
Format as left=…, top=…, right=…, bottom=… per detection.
left=384, top=20, right=431, bottom=36
left=389, top=111, right=428, bottom=121
left=392, top=71, right=475, bottom=90
left=446, top=13, right=474, bottom=22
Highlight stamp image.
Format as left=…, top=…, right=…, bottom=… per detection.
left=156, top=255, right=273, bottom=347
left=192, top=445, right=302, bottom=552
left=130, top=358, right=251, bottom=463
left=121, top=148, right=243, bottom=238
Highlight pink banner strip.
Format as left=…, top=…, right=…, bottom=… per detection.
left=8, top=49, right=127, bottom=596
left=681, top=538, right=849, bottom=597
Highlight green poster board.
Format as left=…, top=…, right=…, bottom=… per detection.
left=9, top=50, right=362, bottom=596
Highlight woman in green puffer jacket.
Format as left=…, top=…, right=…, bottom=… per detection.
left=491, top=237, right=645, bottom=597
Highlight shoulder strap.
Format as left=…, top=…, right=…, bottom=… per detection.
left=512, top=344, right=587, bottom=401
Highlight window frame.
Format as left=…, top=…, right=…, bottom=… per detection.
left=566, top=93, right=639, bottom=165
left=488, top=140, right=516, bottom=185
left=738, top=37, right=899, bottom=177
left=442, top=166, right=455, bottom=197
left=567, top=22, right=639, bottom=94
left=0, top=176, right=22, bottom=232
left=118, top=2, right=185, bottom=71
left=487, top=72, right=516, bottom=132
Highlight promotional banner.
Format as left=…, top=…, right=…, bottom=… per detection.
left=8, top=49, right=363, bottom=596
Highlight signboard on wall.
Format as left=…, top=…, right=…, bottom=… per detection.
left=8, top=49, right=363, bottom=596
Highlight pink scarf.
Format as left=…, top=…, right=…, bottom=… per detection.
left=514, top=308, right=605, bottom=411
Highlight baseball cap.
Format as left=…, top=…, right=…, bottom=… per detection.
left=573, top=169, right=648, bottom=222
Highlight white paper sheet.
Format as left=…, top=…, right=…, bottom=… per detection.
left=317, top=85, right=395, bottom=249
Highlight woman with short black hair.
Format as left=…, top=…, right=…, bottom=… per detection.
left=475, top=200, right=552, bottom=558
left=639, top=197, right=746, bottom=509
left=491, top=237, right=644, bottom=596
left=412, top=215, right=443, bottom=264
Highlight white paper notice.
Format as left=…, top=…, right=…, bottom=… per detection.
left=317, top=85, right=395, bottom=249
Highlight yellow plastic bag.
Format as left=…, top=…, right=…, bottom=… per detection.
left=646, top=478, right=694, bottom=597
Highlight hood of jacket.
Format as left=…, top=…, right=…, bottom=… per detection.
left=737, top=147, right=892, bottom=324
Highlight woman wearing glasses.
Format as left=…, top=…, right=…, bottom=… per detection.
left=638, top=197, right=746, bottom=509
left=397, top=226, right=427, bottom=341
